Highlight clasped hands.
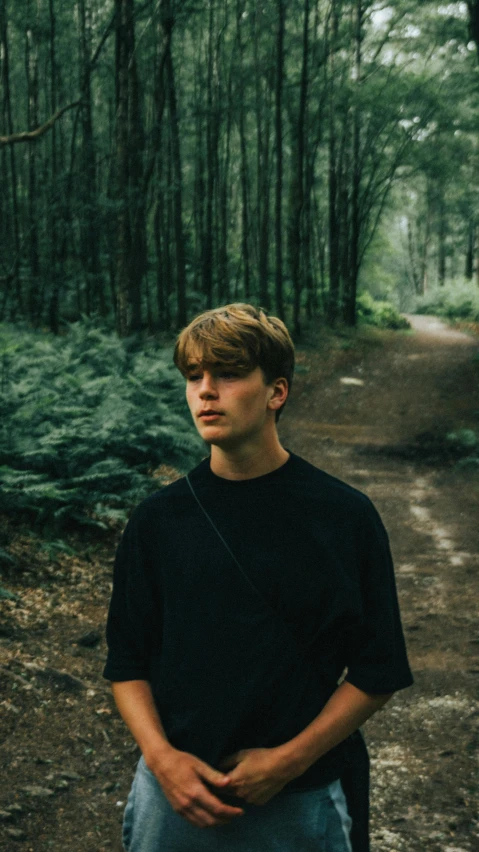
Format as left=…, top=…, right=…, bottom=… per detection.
left=151, top=744, right=296, bottom=829
left=220, top=746, right=292, bottom=805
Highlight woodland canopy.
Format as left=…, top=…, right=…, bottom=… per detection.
left=0, top=0, right=478, bottom=337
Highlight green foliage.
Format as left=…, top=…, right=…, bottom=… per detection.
left=0, top=547, right=16, bottom=570
left=356, top=292, right=411, bottom=330
left=446, top=428, right=479, bottom=470
left=0, top=585, right=20, bottom=601
left=0, top=322, right=203, bottom=530
left=447, top=429, right=478, bottom=450
left=414, top=281, right=479, bottom=322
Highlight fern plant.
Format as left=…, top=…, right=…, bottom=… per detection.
left=0, top=321, right=203, bottom=529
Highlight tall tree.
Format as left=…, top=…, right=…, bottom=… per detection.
left=288, top=0, right=310, bottom=338
left=0, top=0, right=20, bottom=318
left=162, top=4, right=187, bottom=328
left=78, top=0, right=103, bottom=317
left=47, top=0, right=62, bottom=333
left=235, top=2, right=251, bottom=302
left=342, top=0, right=364, bottom=326
left=114, top=0, right=147, bottom=335
left=327, top=0, right=341, bottom=324
left=25, top=1, right=40, bottom=321
left=274, top=0, right=285, bottom=320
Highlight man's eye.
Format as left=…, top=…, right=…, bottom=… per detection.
left=187, top=374, right=201, bottom=382
left=219, top=371, right=239, bottom=379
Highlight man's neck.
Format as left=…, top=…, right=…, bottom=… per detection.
left=209, top=441, right=290, bottom=481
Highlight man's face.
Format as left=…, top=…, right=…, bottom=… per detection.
left=185, top=360, right=278, bottom=450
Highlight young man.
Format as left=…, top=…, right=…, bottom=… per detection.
left=104, top=303, right=413, bottom=852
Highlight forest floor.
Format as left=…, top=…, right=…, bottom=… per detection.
left=0, top=315, right=478, bottom=852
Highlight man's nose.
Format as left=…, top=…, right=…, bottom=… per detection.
left=199, top=373, right=218, bottom=397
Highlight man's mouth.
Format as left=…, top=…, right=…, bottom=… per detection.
left=198, top=410, right=224, bottom=419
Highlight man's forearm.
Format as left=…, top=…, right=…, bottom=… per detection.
left=277, top=681, right=393, bottom=779
left=220, top=681, right=393, bottom=804
left=111, top=680, right=245, bottom=827
left=111, top=679, right=173, bottom=764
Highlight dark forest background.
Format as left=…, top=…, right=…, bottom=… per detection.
left=1, top=0, right=478, bottom=339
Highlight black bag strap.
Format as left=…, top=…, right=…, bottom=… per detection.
left=185, top=474, right=322, bottom=654
left=186, top=473, right=315, bottom=651
left=186, top=474, right=244, bottom=574
left=185, top=473, right=273, bottom=608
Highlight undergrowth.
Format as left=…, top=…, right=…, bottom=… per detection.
left=414, top=281, right=479, bottom=323
left=0, top=321, right=203, bottom=532
left=356, top=292, right=410, bottom=330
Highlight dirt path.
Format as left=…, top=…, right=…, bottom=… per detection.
left=0, top=317, right=478, bottom=851
left=280, top=316, right=479, bottom=852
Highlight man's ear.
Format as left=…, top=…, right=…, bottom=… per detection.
left=267, top=377, right=289, bottom=412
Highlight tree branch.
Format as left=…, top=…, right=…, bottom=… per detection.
left=0, top=101, right=81, bottom=146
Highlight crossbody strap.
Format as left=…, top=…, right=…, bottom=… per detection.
left=185, top=475, right=322, bottom=656
left=186, top=474, right=321, bottom=655
left=185, top=473, right=265, bottom=604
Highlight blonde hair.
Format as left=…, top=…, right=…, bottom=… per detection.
left=174, top=303, right=295, bottom=419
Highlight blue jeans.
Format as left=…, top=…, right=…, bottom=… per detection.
left=122, top=756, right=352, bottom=852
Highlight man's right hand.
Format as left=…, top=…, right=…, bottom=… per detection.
left=110, top=681, right=243, bottom=828
left=147, top=746, right=245, bottom=828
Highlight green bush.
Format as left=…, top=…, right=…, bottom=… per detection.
left=0, top=322, right=203, bottom=530
left=446, top=429, right=478, bottom=450
left=414, top=281, right=479, bottom=322
left=445, top=429, right=479, bottom=471
left=357, top=292, right=410, bottom=330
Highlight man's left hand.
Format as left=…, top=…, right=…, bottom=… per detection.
left=220, top=747, right=293, bottom=805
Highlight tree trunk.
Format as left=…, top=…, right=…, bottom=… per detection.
left=274, top=0, right=285, bottom=319
left=114, top=0, right=132, bottom=336
left=304, top=152, right=316, bottom=320
left=337, top=121, right=351, bottom=316
left=420, top=188, right=432, bottom=295
left=288, top=0, right=310, bottom=338
left=155, top=128, right=173, bottom=331
left=438, top=196, right=446, bottom=287
left=128, top=24, right=147, bottom=332
left=193, top=65, right=205, bottom=296
left=47, top=0, right=61, bottom=333
left=78, top=0, right=103, bottom=317
left=218, top=64, right=232, bottom=304
left=151, top=16, right=169, bottom=329
left=114, top=0, right=148, bottom=335
left=407, top=219, right=421, bottom=293
left=343, top=0, right=363, bottom=327
left=1, top=0, right=22, bottom=318
left=258, top=108, right=271, bottom=310
left=236, top=4, right=251, bottom=301
left=202, top=1, right=218, bottom=309
left=25, top=7, right=40, bottom=321
left=327, top=4, right=340, bottom=324
left=253, top=9, right=271, bottom=309
left=465, top=218, right=474, bottom=280
left=164, top=26, right=187, bottom=329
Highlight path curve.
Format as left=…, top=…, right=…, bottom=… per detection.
left=406, top=313, right=479, bottom=343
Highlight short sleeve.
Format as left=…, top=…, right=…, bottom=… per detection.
left=103, top=504, right=162, bottom=682
left=345, top=501, right=413, bottom=694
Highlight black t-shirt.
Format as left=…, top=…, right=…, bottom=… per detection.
left=104, top=452, right=413, bottom=790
